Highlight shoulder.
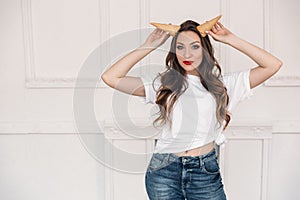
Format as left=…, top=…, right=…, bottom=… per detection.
left=141, top=73, right=161, bottom=89
left=220, top=68, right=253, bottom=105
left=220, top=69, right=251, bottom=88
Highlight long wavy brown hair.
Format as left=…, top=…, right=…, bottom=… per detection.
left=152, top=20, right=231, bottom=131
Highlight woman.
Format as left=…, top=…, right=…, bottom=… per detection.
left=101, top=17, right=282, bottom=200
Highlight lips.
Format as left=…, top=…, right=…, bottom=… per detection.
left=183, top=61, right=193, bottom=65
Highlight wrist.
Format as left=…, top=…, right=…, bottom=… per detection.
left=139, top=43, right=157, bottom=51
left=223, top=33, right=239, bottom=45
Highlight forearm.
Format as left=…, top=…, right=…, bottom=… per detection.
left=226, top=34, right=282, bottom=69
left=101, top=44, right=155, bottom=79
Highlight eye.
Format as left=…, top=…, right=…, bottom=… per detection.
left=176, top=45, right=184, bottom=50
left=192, top=45, right=200, bottom=49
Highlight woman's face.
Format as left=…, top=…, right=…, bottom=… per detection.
left=175, top=31, right=203, bottom=76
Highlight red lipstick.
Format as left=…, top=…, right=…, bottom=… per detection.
left=183, top=61, right=193, bottom=65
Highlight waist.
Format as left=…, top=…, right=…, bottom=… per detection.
left=175, top=141, right=215, bottom=157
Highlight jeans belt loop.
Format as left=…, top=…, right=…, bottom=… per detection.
left=199, top=156, right=204, bottom=167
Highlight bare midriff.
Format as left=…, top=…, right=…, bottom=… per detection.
left=174, top=141, right=215, bottom=157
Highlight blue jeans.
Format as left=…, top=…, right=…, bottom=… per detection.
left=145, top=149, right=227, bottom=200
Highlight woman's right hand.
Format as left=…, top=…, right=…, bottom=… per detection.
left=142, top=28, right=170, bottom=50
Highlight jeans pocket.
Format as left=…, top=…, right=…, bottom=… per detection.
left=147, top=154, right=170, bottom=173
left=202, top=156, right=220, bottom=175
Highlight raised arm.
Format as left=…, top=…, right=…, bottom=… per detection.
left=101, top=28, right=170, bottom=96
left=207, top=22, right=283, bottom=89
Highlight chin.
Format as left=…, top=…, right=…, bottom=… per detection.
left=183, top=66, right=198, bottom=72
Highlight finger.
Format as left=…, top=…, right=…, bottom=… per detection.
left=217, top=22, right=224, bottom=29
left=211, top=25, right=217, bottom=33
left=162, top=34, right=170, bottom=41
left=215, top=23, right=222, bottom=30
left=154, top=28, right=160, bottom=34
left=206, top=30, right=219, bottom=40
left=162, top=32, right=169, bottom=37
left=206, top=30, right=215, bottom=37
left=161, top=30, right=169, bottom=35
left=164, top=31, right=170, bottom=36
left=164, top=31, right=170, bottom=38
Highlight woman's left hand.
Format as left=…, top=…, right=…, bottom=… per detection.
left=206, top=22, right=235, bottom=44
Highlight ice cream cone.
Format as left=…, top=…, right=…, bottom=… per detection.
left=197, top=15, right=222, bottom=37
left=150, top=22, right=180, bottom=36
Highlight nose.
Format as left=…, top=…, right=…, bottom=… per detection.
left=184, top=48, right=192, bottom=58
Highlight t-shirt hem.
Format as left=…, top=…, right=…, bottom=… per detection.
left=153, top=139, right=216, bottom=154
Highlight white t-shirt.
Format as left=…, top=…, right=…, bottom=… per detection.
left=139, top=69, right=254, bottom=153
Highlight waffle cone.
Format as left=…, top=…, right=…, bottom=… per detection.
left=150, top=22, right=180, bottom=36
left=197, top=15, right=222, bottom=37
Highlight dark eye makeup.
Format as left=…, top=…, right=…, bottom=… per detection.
left=176, top=45, right=200, bottom=50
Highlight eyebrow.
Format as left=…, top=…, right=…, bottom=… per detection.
left=176, top=41, right=201, bottom=45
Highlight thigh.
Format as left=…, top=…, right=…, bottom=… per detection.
left=145, top=154, right=184, bottom=200
left=185, top=156, right=227, bottom=200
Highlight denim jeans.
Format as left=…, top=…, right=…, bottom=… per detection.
left=145, top=149, right=227, bottom=200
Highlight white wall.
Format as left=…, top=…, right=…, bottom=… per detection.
left=1, top=0, right=300, bottom=199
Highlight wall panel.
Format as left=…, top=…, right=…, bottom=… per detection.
left=269, top=133, right=300, bottom=200
left=22, top=0, right=100, bottom=87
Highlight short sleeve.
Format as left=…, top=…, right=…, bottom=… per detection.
left=138, top=73, right=161, bottom=104
left=222, top=68, right=254, bottom=112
